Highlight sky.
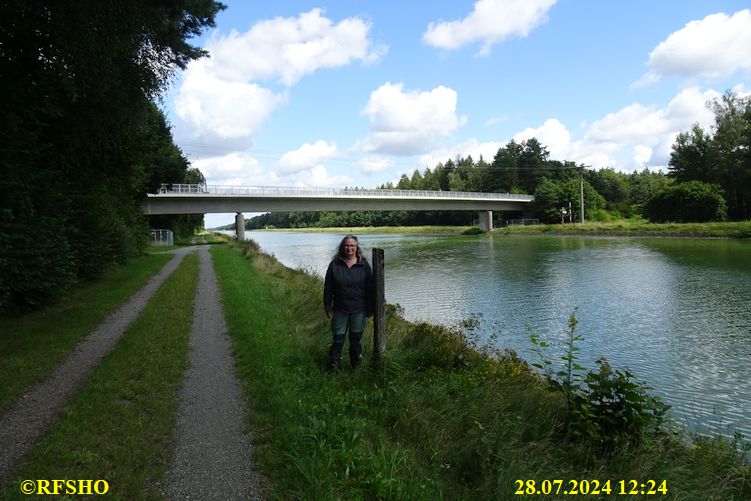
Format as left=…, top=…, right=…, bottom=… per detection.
left=161, top=0, right=751, bottom=228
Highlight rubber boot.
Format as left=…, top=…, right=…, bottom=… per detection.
left=349, top=331, right=363, bottom=369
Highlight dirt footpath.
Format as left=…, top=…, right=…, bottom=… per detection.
left=0, top=249, right=190, bottom=484
left=163, top=245, right=265, bottom=500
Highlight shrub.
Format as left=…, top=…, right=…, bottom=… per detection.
left=529, top=310, right=669, bottom=447
left=645, top=181, right=728, bottom=223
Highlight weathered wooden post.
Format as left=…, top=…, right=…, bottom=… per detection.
left=372, top=248, right=385, bottom=360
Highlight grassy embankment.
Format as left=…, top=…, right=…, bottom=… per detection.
left=212, top=241, right=751, bottom=500
left=1, top=252, right=199, bottom=500
left=0, top=252, right=173, bottom=411
left=494, top=220, right=751, bottom=239
left=251, top=220, right=751, bottom=238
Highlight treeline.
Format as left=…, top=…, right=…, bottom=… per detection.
left=246, top=91, right=749, bottom=230
left=0, top=1, right=224, bottom=313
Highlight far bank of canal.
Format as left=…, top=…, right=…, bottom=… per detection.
left=246, top=231, right=751, bottom=439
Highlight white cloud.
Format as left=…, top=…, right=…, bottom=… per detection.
left=174, top=9, right=385, bottom=141
left=586, top=86, right=718, bottom=145
left=503, top=86, right=722, bottom=171
left=175, top=59, right=285, bottom=140
left=303, top=165, right=354, bottom=187
left=277, top=140, right=339, bottom=174
left=205, top=8, right=386, bottom=86
left=632, top=145, right=653, bottom=167
left=635, top=9, right=751, bottom=87
left=423, top=0, right=557, bottom=55
left=189, top=150, right=354, bottom=191
left=190, top=152, right=267, bottom=186
left=359, top=82, right=467, bottom=155
left=418, top=139, right=504, bottom=172
left=485, top=115, right=509, bottom=125
left=357, top=156, right=394, bottom=174
left=513, top=118, right=571, bottom=160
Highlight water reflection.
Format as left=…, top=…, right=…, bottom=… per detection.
left=246, top=231, right=751, bottom=438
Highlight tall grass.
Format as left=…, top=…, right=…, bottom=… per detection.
left=213, top=241, right=750, bottom=499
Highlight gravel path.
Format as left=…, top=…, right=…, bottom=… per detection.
left=0, top=248, right=191, bottom=484
left=163, top=246, right=264, bottom=500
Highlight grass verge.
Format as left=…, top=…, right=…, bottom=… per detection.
left=252, top=221, right=751, bottom=238
left=253, top=225, right=474, bottom=235
left=0, top=251, right=198, bottom=500
left=494, top=220, right=751, bottom=238
left=0, top=252, right=173, bottom=411
left=213, top=241, right=750, bottom=500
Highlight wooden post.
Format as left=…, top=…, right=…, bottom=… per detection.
left=372, top=248, right=385, bottom=360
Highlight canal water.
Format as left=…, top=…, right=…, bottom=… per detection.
left=245, top=231, right=751, bottom=439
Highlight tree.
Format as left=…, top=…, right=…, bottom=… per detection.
left=709, top=92, right=751, bottom=220
left=490, top=140, right=522, bottom=192
left=669, top=124, right=714, bottom=183
left=627, top=169, right=671, bottom=214
left=517, top=138, right=550, bottom=193
left=0, top=0, right=224, bottom=312
left=532, top=177, right=605, bottom=223
left=644, top=181, right=727, bottom=223
left=667, top=91, right=751, bottom=220
left=586, top=168, right=631, bottom=216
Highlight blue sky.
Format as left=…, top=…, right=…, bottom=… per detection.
left=161, top=1, right=751, bottom=228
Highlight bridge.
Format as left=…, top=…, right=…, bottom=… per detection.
left=142, top=184, right=534, bottom=236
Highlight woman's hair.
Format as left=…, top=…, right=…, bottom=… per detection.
left=334, top=234, right=362, bottom=260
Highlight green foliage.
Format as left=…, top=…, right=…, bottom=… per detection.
left=0, top=0, right=222, bottom=312
left=529, top=310, right=669, bottom=448
left=532, top=177, right=605, bottom=223
left=669, top=91, right=751, bottom=220
left=645, top=180, right=728, bottom=223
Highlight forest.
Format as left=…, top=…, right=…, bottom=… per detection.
left=0, top=1, right=225, bottom=313
left=245, top=91, right=749, bottom=230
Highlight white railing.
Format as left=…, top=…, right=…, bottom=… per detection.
left=158, top=183, right=534, bottom=201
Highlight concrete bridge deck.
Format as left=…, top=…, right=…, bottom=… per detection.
left=142, top=184, right=534, bottom=215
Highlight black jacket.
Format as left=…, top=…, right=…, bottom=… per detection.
left=323, top=257, right=373, bottom=314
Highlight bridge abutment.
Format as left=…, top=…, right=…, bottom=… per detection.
left=478, top=210, right=493, bottom=232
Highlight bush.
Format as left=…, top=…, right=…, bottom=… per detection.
left=530, top=311, right=669, bottom=448
left=645, top=181, right=728, bottom=223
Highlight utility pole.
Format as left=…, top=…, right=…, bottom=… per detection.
left=579, top=167, right=585, bottom=223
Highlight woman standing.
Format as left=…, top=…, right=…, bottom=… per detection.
left=323, top=235, right=373, bottom=371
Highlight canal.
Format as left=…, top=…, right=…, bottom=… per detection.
left=246, top=231, right=751, bottom=439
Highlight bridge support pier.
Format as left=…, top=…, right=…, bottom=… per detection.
left=235, top=212, right=245, bottom=241
left=478, top=210, right=493, bottom=232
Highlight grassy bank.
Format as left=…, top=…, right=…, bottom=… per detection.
left=1, top=252, right=198, bottom=500
left=213, top=241, right=750, bottom=500
left=250, top=221, right=751, bottom=238
left=0, top=252, right=173, bottom=411
left=251, top=225, right=474, bottom=235
left=495, top=220, right=751, bottom=239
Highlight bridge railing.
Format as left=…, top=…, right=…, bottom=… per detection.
left=159, top=183, right=534, bottom=201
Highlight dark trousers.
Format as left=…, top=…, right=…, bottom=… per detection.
left=329, top=311, right=365, bottom=368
